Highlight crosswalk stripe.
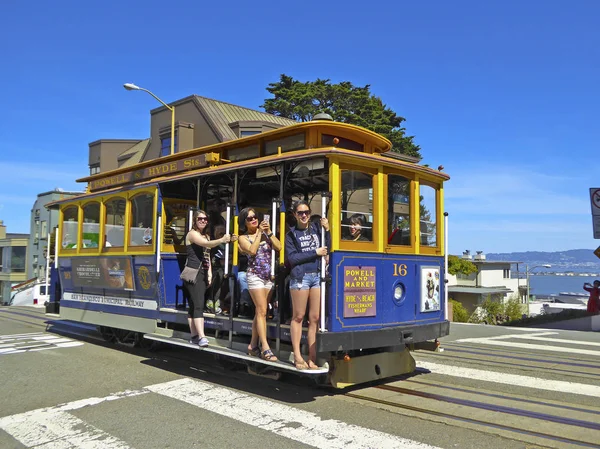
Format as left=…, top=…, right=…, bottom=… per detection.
left=450, top=339, right=600, bottom=357
left=418, top=361, right=600, bottom=397
left=0, top=409, right=131, bottom=449
left=148, top=378, right=440, bottom=449
left=0, top=332, right=84, bottom=356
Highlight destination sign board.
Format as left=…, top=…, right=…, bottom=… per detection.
left=89, top=154, right=209, bottom=191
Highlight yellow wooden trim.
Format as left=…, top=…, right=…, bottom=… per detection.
left=412, top=177, right=420, bottom=255
left=233, top=215, right=239, bottom=266
left=329, top=157, right=341, bottom=251
left=124, top=197, right=131, bottom=253
left=279, top=211, right=286, bottom=265
left=76, top=203, right=83, bottom=256
left=375, top=169, right=385, bottom=252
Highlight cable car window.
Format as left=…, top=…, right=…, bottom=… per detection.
left=341, top=170, right=374, bottom=242
left=62, top=206, right=78, bottom=249
left=388, top=175, right=411, bottom=246
left=420, top=184, right=437, bottom=247
left=264, top=133, right=305, bottom=155
left=130, top=193, right=154, bottom=247
left=322, top=134, right=364, bottom=152
left=82, top=202, right=100, bottom=248
left=105, top=198, right=126, bottom=248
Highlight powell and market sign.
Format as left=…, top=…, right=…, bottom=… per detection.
left=89, top=154, right=210, bottom=191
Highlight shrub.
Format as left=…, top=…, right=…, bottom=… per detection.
left=450, top=300, right=469, bottom=322
left=504, top=296, right=524, bottom=322
left=479, top=297, right=504, bottom=325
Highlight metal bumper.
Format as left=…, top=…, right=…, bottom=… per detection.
left=316, top=320, right=450, bottom=353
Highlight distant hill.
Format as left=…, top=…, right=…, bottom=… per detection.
left=485, top=249, right=600, bottom=272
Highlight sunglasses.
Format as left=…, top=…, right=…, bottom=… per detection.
left=245, top=215, right=257, bottom=222
left=296, top=210, right=311, bottom=217
left=196, top=217, right=208, bottom=222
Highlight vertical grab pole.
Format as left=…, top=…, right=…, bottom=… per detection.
left=443, top=212, right=449, bottom=321
left=45, top=229, right=51, bottom=287
left=156, top=216, right=163, bottom=274
left=270, top=200, right=277, bottom=278
left=224, top=205, right=231, bottom=276
left=319, top=194, right=327, bottom=332
left=54, top=227, right=59, bottom=272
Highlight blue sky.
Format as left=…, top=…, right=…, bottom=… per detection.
left=1, top=0, right=598, bottom=254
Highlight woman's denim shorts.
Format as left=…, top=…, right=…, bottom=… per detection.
left=290, top=272, right=320, bottom=291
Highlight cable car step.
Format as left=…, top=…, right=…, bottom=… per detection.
left=143, top=333, right=329, bottom=375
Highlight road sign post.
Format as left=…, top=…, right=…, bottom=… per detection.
left=589, top=188, right=600, bottom=239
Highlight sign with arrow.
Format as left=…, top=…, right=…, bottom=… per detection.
left=590, top=188, right=600, bottom=239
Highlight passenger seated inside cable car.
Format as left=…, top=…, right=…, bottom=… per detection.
left=343, top=213, right=371, bottom=241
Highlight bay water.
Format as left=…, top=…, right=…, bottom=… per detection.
left=528, top=274, right=596, bottom=297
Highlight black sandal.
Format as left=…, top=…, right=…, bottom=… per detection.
left=248, top=346, right=260, bottom=357
left=260, top=349, right=278, bottom=361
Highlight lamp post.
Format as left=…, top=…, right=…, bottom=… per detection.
left=123, top=83, right=175, bottom=156
left=526, top=263, right=551, bottom=316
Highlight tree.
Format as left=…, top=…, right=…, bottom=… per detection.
left=448, top=255, right=478, bottom=276
left=262, top=74, right=421, bottom=158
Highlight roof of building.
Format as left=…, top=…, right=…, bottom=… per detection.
left=6, top=233, right=29, bottom=239
left=469, top=259, right=523, bottom=265
left=118, top=138, right=151, bottom=168
left=194, top=96, right=297, bottom=141
left=151, top=95, right=297, bottom=142
left=448, top=286, right=513, bottom=294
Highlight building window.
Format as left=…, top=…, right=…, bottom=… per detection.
left=240, top=130, right=261, bottom=138
left=10, top=247, right=26, bottom=273
left=503, top=269, right=510, bottom=279
left=160, top=133, right=178, bottom=157
left=41, top=221, right=47, bottom=240
left=33, top=255, right=38, bottom=266
left=90, top=165, right=100, bottom=175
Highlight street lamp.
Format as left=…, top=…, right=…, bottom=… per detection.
left=526, top=264, right=551, bottom=316
left=123, top=83, right=175, bottom=156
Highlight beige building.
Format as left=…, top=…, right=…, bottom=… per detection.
left=447, top=251, right=524, bottom=314
left=0, top=221, right=29, bottom=305
left=89, top=95, right=297, bottom=174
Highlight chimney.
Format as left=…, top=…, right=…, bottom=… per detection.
left=462, top=250, right=472, bottom=260
left=474, top=251, right=486, bottom=261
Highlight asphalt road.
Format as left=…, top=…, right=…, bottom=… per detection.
left=1, top=307, right=599, bottom=449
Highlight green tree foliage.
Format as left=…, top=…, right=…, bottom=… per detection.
left=504, top=296, right=525, bottom=321
left=262, top=74, right=421, bottom=158
left=450, top=299, right=470, bottom=322
left=447, top=255, right=478, bottom=276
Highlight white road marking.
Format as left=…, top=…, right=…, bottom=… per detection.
left=0, top=332, right=83, bottom=356
left=418, top=361, right=600, bottom=397
left=503, top=335, right=600, bottom=347
left=453, top=338, right=600, bottom=357
left=148, top=378, right=440, bottom=449
left=1, top=380, right=437, bottom=449
left=0, top=410, right=131, bottom=449
left=0, top=389, right=147, bottom=449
